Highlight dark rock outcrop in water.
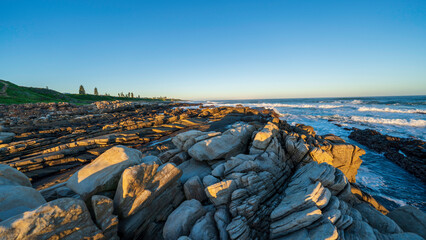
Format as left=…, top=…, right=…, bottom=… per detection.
left=0, top=102, right=424, bottom=239
left=349, top=128, right=426, bottom=182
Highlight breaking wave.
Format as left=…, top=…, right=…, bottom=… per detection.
left=206, top=102, right=344, bottom=109
left=358, top=107, right=426, bottom=114
left=350, top=116, right=426, bottom=127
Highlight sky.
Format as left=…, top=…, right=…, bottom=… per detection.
left=1, top=0, right=425, bottom=100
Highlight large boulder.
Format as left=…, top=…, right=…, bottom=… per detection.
left=188, top=123, right=255, bottom=161
left=114, top=162, right=182, bottom=218
left=163, top=199, right=206, bottom=240
left=67, top=145, right=142, bottom=199
left=0, top=164, right=32, bottom=187
left=387, top=205, right=426, bottom=239
left=0, top=185, right=46, bottom=221
left=0, top=198, right=104, bottom=239
left=114, top=162, right=184, bottom=238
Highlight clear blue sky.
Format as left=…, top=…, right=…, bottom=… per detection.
left=1, top=0, right=425, bottom=100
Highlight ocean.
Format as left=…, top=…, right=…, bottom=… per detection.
left=200, top=95, right=426, bottom=211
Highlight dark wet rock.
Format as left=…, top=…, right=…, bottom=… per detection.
left=349, top=128, right=426, bottom=182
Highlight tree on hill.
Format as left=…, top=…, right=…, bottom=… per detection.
left=79, top=85, right=86, bottom=95
left=94, top=87, right=99, bottom=95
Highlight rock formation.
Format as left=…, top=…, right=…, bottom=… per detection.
left=349, top=128, right=426, bottom=182
left=0, top=103, right=424, bottom=240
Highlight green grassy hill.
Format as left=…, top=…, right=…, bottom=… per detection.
left=0, top=80, right=177, bottom=104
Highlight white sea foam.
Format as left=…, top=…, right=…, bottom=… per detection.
left=205, top=102, right=344, bottom=109
left=350, top=116, right=426, bottom=127
left=379, top=195, right=407, bottom=207
left=358, top=107, right=426, bottom=114
left=350, top=100, right=363, bottom=104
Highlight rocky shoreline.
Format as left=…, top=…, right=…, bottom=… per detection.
left=0, top=101, right=425, bottom=239
left=349, top=128, right=426, bottom=183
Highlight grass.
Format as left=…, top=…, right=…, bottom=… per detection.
left=0, top=79, right=179, bottom=105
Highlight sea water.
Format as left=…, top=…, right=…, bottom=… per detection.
left=201, top=96, right=426, bottom=211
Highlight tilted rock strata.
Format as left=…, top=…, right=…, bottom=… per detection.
left=0, top=105, right=424, bottom=240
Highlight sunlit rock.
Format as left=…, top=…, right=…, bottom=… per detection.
left=66, top=145, right=142, bottom=200
left=91, top=195, right=119, bottom=240
left=188, top=123, right=255, bottom=161
left=0, top=198, right=104, bottom=239
left=114, top=162, right=184, bottom=238
left=205, top=180, right=237, bottom=206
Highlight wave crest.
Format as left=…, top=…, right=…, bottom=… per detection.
left=358, top=107, right=426, bottom=114
left=205, top=102, right=344, bottom=109
left=351, top=116, right=426, bottom=127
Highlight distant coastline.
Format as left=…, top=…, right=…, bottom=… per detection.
left=0, top=79, right=180, bottom=105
